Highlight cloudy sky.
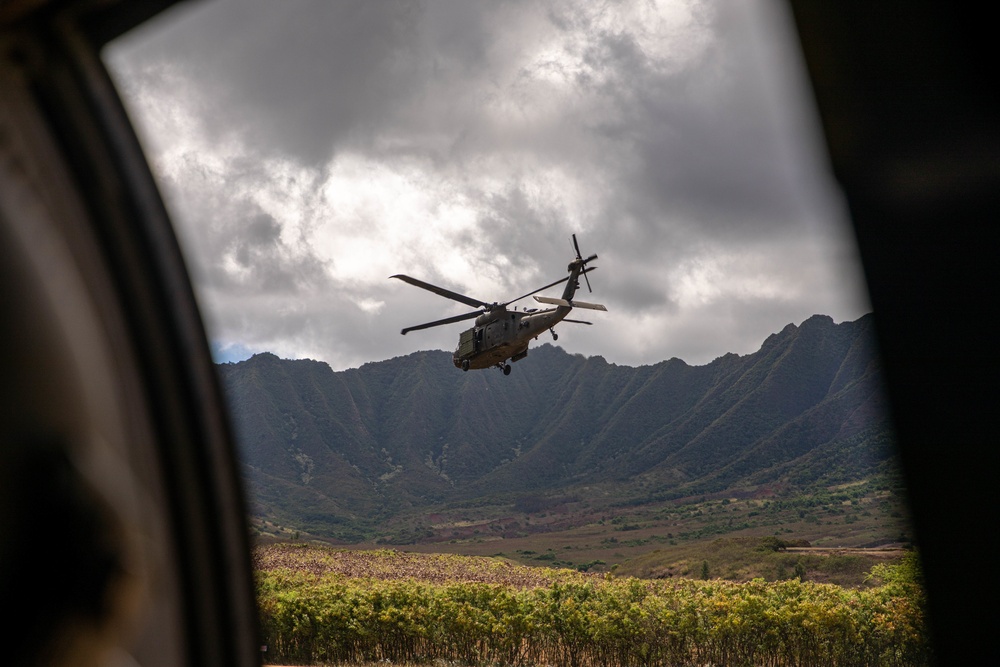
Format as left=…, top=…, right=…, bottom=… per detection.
left=105, top=0, right=869, bottom=372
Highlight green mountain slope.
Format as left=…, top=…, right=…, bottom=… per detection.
left=217, top=313, right=895, bottom=540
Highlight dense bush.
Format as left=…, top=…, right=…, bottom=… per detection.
left=256, top=559, right=929, bottom=666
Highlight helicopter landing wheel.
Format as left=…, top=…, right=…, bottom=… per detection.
left=550, top=328, right=558, bottom=341
left=503, top=364, right=511, bottom=376
left=462, top=359, right=470, bottom=371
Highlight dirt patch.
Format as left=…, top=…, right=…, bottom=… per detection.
left=785, top=546, right=905, bottom=559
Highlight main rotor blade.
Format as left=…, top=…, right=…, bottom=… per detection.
left=390, top=274, right=488, bottom=309
left=504, top=275, right=571, bottom=306
left=401, top=309, right=481, bottom=335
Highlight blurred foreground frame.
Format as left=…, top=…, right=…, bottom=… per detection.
left=787, top=2, right=1000, bottom=665
left=2, top=0, right=998, bottom=665
left=1, top=1, right=258, bottom=666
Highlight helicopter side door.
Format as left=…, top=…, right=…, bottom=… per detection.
left=483, top=316, right=516, bottom=350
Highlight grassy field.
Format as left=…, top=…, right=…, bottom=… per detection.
left=254, top=543, right=928, bottom=667
left=254, top=475, right=913, bottom=588
left=253, top=544, right=602, bottom=588
left=252, top=475, right=919, bottom=665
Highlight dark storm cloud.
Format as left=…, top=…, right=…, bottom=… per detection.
left=149, top=153, right=330, bottom=297
left=108, top=0, right=871, bottom=370
left=225, top=212, right=329, bottom=293
left=554, top=2, right=830, bottom=247
left=474, top=186, right=570, bottom=283
left=125, top=0, right=428, bottom=165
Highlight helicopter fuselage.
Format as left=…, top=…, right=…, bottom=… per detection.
left=393, top=234, right=603, bottom=375
left=452, top=305, right=570, bottom=370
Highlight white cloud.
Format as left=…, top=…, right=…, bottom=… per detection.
left=105, top=0, right=870, bottom=371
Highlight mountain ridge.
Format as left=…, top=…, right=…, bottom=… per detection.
left=218, top=313, right=895, bottom=540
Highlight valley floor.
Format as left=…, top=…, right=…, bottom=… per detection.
left=255, top=477, right=914, bottom=588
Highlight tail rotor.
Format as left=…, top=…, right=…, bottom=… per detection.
left=572, top=233, right=597, bottom=292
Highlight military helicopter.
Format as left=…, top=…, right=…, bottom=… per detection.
left=392, top=235, right=606, bottom=375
